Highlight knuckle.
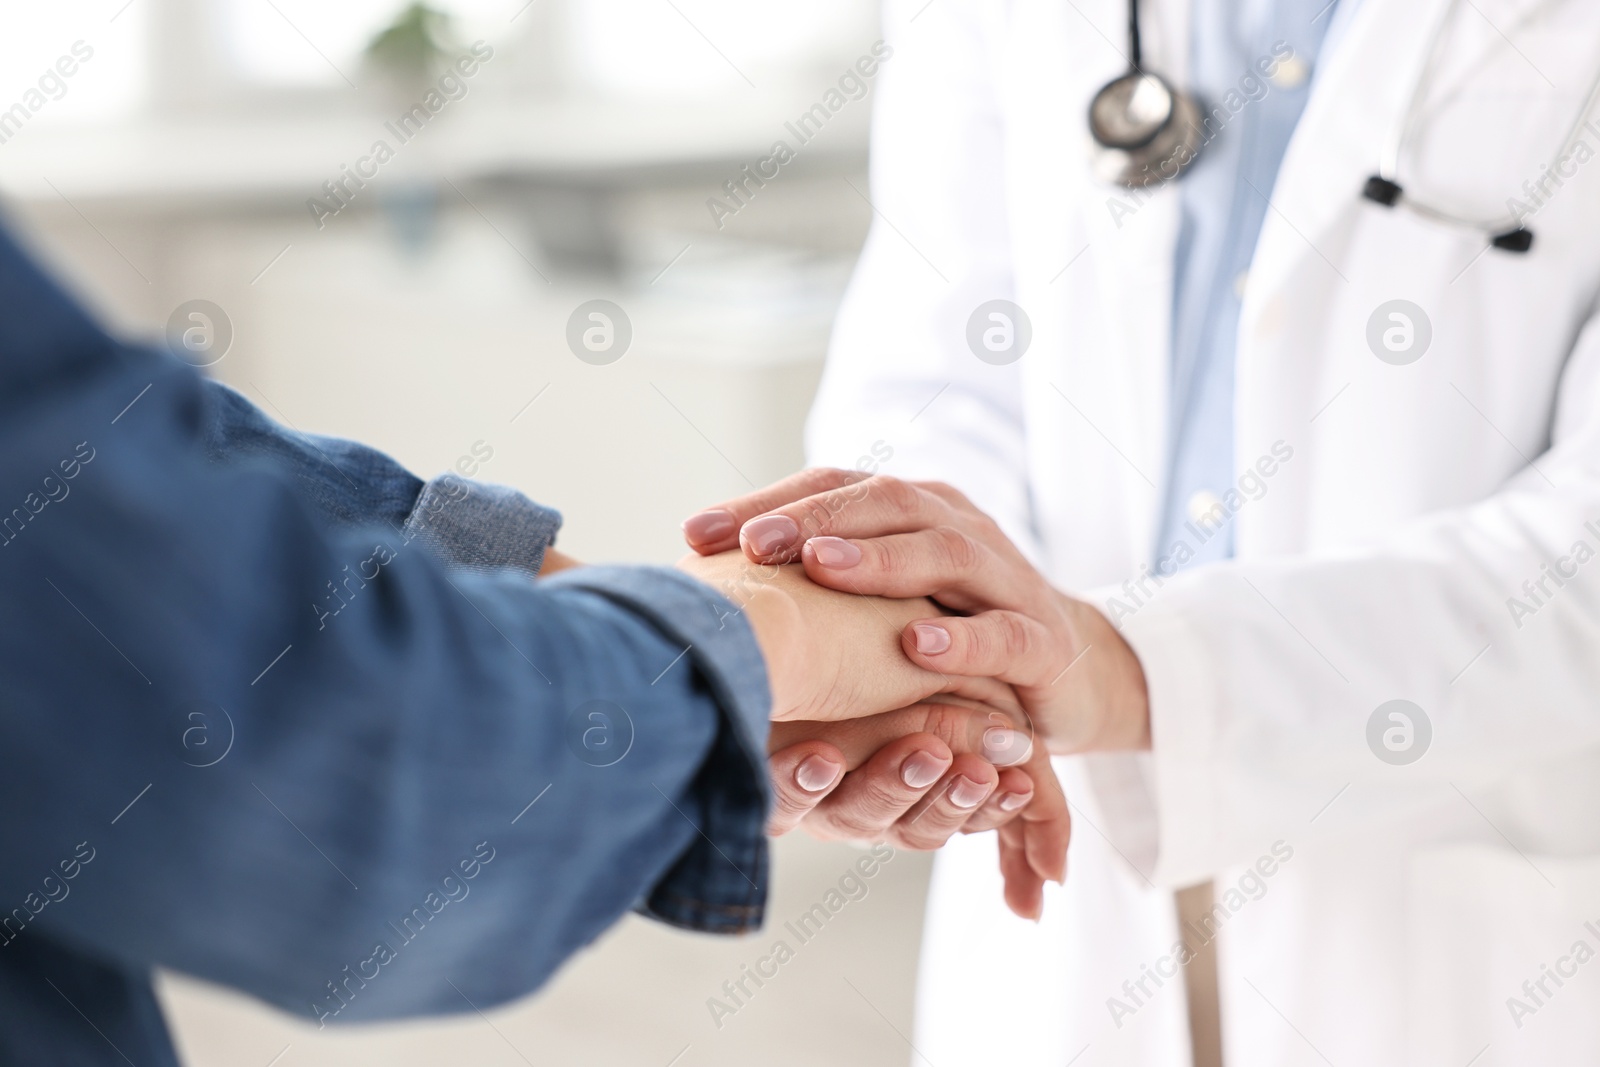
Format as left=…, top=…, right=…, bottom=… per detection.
left=916, top=709, right=967, bottom=753
left=958, top=809, right=1003, bottom=835
left=884, top=825, right=935, bottom=852
left=826, top=784, right=909, bottom=840
left=794, top=495, right=839, bottom=537
left=875, top=475, right=922, bottom=514
left=932, top=525, right=982, bottom=575
left=895, top=807, right=957, bottom=848
left=826, top=810, right=885, bottom=841
left=802, top=467, right=853, bottom=493
left=874, top=534, right=915, bottom=577
left=916, top=480, right=980, bottom=517
left=901, top=801, right=967, bottom=846
left=771, top=782, right=818, bottom=821
left=859, top=772, right=913, bottom=813
left=830, top=471, right=875, bottom=508
left=765, top=810, right=802, bottom=836
left=920, top=480, right=967, bottom=506
left=894, top=826, right=948, bottom=851
left=767, top=792, right=821, bottom=832
left=961, top=618, right=998, bottom=665
left=965, top=499, right=998, bottom=527
left=998, top=612, right=1033, bottom=660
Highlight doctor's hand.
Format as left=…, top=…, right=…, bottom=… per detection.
left=683, top=470, right=1151, bottom=755
left=766, top=703, right=1070, bottom=919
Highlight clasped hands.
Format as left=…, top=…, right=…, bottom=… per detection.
left=676, top=470, right=1152, bottom=920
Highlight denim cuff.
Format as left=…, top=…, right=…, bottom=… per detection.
left=401, top=473, right=563, bottom=577
left=544, top=564, right=773, bottom=934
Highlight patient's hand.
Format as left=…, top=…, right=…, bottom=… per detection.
left=537, top=547, right=582, bottom=576
left=676, top=551, right=1000, bottom=723
left=767, top=705, right=1070, bottom=920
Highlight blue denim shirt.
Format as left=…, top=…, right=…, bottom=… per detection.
left=0, top=222, right=772, bottom=1064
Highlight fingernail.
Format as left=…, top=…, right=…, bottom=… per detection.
left=982, top=727, right=1033, bottom=766
left=683, top=509, right=736, bottom=545
left=795, top=754, right=842, bottom=793
left=913, top=623, right=951, bottom=655
left=999, top=792, right=1030, bottom=812
left=948, top=776, right=991, bottom=809
left=807, top=536, right=861, bottom=568
left=742, top=515, right=801, bottom=558
left=901, top=751, right=947, bottom=789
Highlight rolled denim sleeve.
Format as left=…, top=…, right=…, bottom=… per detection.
left=200, top=382, right=563, bottom=575
left=400, top=473, right=562, bottom=577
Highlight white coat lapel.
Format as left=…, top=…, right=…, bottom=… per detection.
left=1240, top=0, right=1455, bottom=348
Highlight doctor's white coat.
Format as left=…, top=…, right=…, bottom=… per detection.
left=806, top=0, right=1600, bottom=1063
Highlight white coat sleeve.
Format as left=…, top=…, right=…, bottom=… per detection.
left=805, top=0, right=1040, bottom=559
left=1093, top=301, right=1600, bottom=887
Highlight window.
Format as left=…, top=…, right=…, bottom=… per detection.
left=0, top=1, right=146, bottom=125
left=569, top=0, right=877, bottom=95
left=219, top=0, right=512, bottom=87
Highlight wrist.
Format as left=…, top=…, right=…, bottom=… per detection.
left=738, top=583, right=809, bottom=719
left=1059, top=594, right=1151, bottom=752
left=538, top=547, right=582, bottom=576
left=674, top=552, right=812, bottom=719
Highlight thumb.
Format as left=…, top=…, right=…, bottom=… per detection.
left=902, top=609, right=1072, bottom=690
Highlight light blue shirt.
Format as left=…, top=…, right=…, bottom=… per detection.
left=1156, top=0, right=1341, bottom=570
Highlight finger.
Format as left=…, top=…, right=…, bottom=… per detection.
left=769, top=703, right=1032, bottom=769
left=913, top=479, right=977, bottom=510
left=798, top=527, right=1032, bottom=612
left=901, top=610, right=1071, bottom=691
left=927, top=676, right=1029, bottom=721
left=766, top=741, right=846, bottom=836
left=735, top=475, right=952, bottom=564
left=956, top=766, right=1035, bottom=834
left=682, top=468, right=867, bottom=554
left=999, top=822, right=1046, bottom=920
left=1016, top=743, right=1070, bottom=885
left=805, top=734, right=954, bottom=842
left=892, top=755, right=999, bottom=850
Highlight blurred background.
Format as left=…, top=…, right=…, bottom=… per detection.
left=0, top=1, right=934, bottom=1064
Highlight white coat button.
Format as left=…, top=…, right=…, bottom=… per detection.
left=1187, top=490, right=1225, bottom=524
left=1271, top=55, right=1310, bottom=89
left=1257, top=294, right=1287, bottom=337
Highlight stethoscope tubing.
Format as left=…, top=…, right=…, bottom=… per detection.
left=1379, top=0, right=1600, bottom=235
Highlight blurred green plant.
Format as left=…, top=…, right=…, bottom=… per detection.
left=363, top=3, right=457, bottom=89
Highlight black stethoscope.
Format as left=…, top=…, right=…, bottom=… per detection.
left=1089, top=0, right=1600, bottom=252
left=1087, top=0, right=1207, bottom=187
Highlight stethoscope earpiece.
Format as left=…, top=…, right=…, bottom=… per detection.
left=1362, top=174, right=1535, bottom=254
left=1490, top=228, right=1534, bottom=253
left=1361, top=176, right=1404, bottom=207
